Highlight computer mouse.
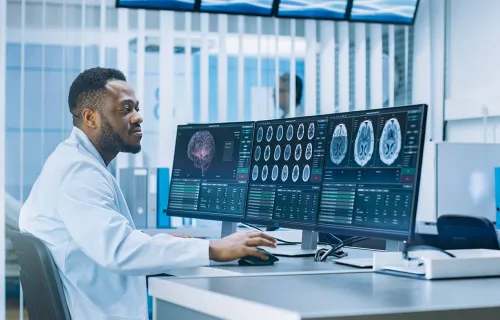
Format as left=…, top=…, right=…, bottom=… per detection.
left=238, top=249, right=279, bottom=266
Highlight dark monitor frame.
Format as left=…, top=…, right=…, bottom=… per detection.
left=274, top=0, right=351, bottom=21
left=313, top=104, right=428, bottom=242
left=347, top=0, right=421, bottom=26
left=198, top=0, right=277, bottom=17
left=165, top=121, right=255, bottom=224
left=243, top=114, right=329, bottom=230
left=115, top=0, right=198, bottom=12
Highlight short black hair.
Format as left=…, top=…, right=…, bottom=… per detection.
left=68, top=67, right=127, bottom=126
left=280, top=73, right=303, bottom=105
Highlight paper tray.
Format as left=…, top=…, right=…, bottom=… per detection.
left=373, top=249, right=500, bottom=280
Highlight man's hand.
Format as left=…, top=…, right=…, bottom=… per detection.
left=208, top=231, right=277, bottom=262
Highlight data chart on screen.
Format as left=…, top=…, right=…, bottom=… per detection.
left=246, top=116, right=329, bottom=226
left=317, top=105, right=427, bottom=238
left=167, top=122, right=254, bottom=221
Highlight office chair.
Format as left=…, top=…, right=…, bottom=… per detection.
left=437, top=214, right=500, bottom=250
left=9, top=230, right=71, bottom=320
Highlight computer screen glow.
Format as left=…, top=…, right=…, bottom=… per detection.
left=200, top=0, right=275, bottom=15
left=350, top=0, right=419, bottom=24
left=277, top=0, right=348, bottom=20
left=116, top=0, right=196, bottom=10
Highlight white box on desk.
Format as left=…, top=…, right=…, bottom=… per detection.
left=373, top=249, right=500, bottom=280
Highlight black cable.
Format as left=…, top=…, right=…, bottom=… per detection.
left=240, top=223, right=301, bottom=245
left=315, top=237, right=369, bottom=262
left=402, top=245, right=456, bottom=260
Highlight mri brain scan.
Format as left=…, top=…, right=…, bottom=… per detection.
left=254, top=145, right=261, bottom=161
left=297, top=123, right=305, bottom=140
left=262, top=165, right=269, bottom=181
left=256, top=127, right=263, bottom=143
left=274, top=145, right=281, bottom=161
left=266, top=126, right=273, bottom=142
left=379, top=118, right=402, bottom=165
left=252, top=165, right=259, bottom=181
left=302, top=164, right=310, bottom=182
left=264, top=145, right=271, bottom=161
left=308, top=123, right=315, bottom=140
left=187, top=131, right=215, bottom=174
left=284, top=144, right=292, bottom=161
left=272, top=165, right=279, bottom=181
left=276, top=125, right=284, bottom=141
left=354, top=120, right=375, bottom=167
left=305, top=143, right=313, bottom=160
left=282, top=165, right=289, bottom=182
left=330, top=124, right=348, bottom=165
left=292, top=165, right=300, bottom=182
left=286, top=124, right=294, bottom=141
left=295, top=144, right=302, bottom=161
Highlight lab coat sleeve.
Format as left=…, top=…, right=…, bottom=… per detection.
left=56, top=161, right=210, bottom=276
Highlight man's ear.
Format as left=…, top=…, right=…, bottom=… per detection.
left=82, top=108, right=99, bottom=129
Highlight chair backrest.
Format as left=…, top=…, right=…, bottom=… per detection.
left=9, top=230, right=71, bottom=320
left=437, top=214, right=500, bottom=250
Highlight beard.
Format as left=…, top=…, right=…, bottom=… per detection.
left=97, top=113, right=141, bottom=155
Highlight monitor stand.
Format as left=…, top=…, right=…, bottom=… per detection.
left=265, top=230, right=322, bottom=257
left=220, top=221, right=238, bottom=238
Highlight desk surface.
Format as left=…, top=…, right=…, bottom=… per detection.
left=149, top=272, right=500, bottom=320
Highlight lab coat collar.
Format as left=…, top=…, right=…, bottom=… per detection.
left=69, top=126, right=107, bottom=168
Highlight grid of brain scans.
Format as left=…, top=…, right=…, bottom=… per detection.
left=318, top=105, right=425, bottom=235
left=246, top=116, right=329, bottom=225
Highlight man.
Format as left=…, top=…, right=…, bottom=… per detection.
left=275, top=72, right=304, bottom=119
left=19, top=67, right=276, bottom=320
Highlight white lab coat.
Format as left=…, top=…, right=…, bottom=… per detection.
left=19, top=127, right=210, bottom=320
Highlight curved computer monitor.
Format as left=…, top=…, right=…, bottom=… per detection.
left=315, top=104, right=428, bottom=243
left=166, top=121, right=255, bottom=224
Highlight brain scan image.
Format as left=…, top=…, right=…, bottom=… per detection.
left=261, top=165, right=269, bottom=181
left=254, top=145, right=261, bottom=161
left=264, top=145, right=271, bottom=161
left=256, top=127, right=263, bottom=143
left=302, top=164, right=310, bottom=182
left=295, top=144, right=302, bottom=161
left=187, top=131, right=216, bottom=174
left=272, top=165, right=279, bottom=181
left=292, top=165, right=300, bottom=182
left=297, top=123, right=305, bottom=140
left=252, top=165, right=259, bottom=181
left=308, top=123, right=315, bottom=140
left=330, top=124, right=348, bottom=165
left=286, top=124, right=294, bottom=141
left=379, top=118, right=402, bottom=165
left=281, top=165, right=289, bottom=182
left=305, top=143, right=313, bottom=160
left=354, top=120, right=375, bottom=167
left=276, top=125, right=284, bottom=142
left=284, top=144, right=292, bottom=161
left=274, top=145, right=281, bottom=161
left=266, top=126, right=273, bottom=142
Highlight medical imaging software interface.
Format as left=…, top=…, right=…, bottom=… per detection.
left=167, top=122, right=254, bottom=219
left=246, top=116, right=329, bottom=224
left=317, top=106, right=425, bottom=234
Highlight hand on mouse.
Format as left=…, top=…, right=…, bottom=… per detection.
left=208, top=231, right=277, bottom=262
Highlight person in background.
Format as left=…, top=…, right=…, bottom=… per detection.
left=18, top=67, right=276, bottom=320
left=275, top=72, right=304, bottom=119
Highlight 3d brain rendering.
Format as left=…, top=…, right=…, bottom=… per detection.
left=379, top=118, right=402, bottom=165
left=187, top=131, right=216, bottom=174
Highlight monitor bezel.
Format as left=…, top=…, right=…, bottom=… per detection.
left=347, top=0, right=421, bottom=26
left=313, top=103, right=428, bottom=242
left=243, top=114, right=330, bottom=228
left=115, top=0, right=198, bottom=12
left=164, top=120, right=256, bottom=224
left=198, top=0, right=276, bottom=17
left=274, top=0, right=350, bottom=21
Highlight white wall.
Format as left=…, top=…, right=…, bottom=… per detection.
left=445, top=0, right=500, bottom=142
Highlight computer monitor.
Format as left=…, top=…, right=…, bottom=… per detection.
left=199, top=0, right=275, bottom=16
left=316, top=104, right=427, bottom=250
left=246, top=115, right=330, bottom=254
left=276, top=0, right=349, bottom=20
left=166, top=121, right=254, bottom=236
left=115, top=0, right=196, bottom=11
left=349, top=0, right=420, bottom=25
